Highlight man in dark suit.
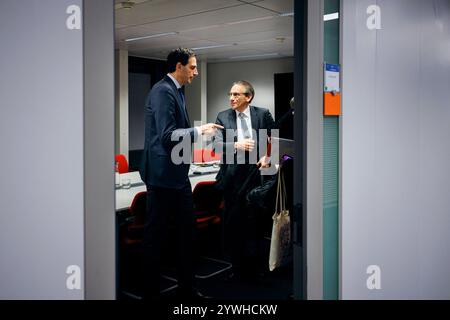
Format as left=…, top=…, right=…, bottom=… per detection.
left=140, top=48, right=222, bottom=299
left=214, top=80, right=275, bottom=281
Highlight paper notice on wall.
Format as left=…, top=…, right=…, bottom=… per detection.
left=324, top=63, right=340, bottom=93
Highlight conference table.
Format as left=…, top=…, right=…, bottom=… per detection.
left=115, top=163, right=220, bottom=212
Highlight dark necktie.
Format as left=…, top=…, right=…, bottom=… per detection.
left=178, top=87, right=190, bottom=124
left=238, top=112, right=250, bottom=139
left=178, top=88, right=185, bottom=109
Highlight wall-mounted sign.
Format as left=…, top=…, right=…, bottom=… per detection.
left=324, top=63, right=341, bottom=116
left=324, top=63, right=340, bottom=93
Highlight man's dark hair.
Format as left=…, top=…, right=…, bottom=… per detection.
left=167, top=48, right=196, bottom=73
left=233, top=80, right=255, bottom=103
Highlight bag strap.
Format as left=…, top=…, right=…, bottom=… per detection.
left=275, top=168, right=288, bottom=215
left=275, top=169, right=282, bottom=214
left=280, top=168, right=287, bottom=212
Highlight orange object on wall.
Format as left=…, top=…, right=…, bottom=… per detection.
left=324, top=92, right=341, bottom=116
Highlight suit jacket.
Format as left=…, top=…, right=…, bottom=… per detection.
left=214, top=105, right=275, bottom=162
left=140, top=75, right=197, bottom=189
left=213, top=106, right=275, bottom=192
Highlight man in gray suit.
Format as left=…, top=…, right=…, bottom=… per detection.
left=214, top=80, right=275, bottom=281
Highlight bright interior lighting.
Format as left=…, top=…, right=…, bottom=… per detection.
left=125, top=32, right=178, bottom=42
left=229, top=53, right=279, bottom=59
left=192, top=44, right=233, bottom=50
left=324, top=12, right=339, bottom=21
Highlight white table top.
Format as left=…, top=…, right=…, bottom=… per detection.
left=115, top=166, right=219, bottom=212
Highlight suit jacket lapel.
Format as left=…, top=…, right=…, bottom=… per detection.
left=249, top=106, right=258, bottom=130
left=228, top=110, right=237, bottom=131
left=228, top=110, right=237, bottom=142
left=183, top=105, right=191, bottom=127
left=165, top=76, right=190, bottom=127
left=249, top=106, right=259, bottom=140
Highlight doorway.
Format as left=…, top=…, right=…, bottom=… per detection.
left=114, top=0, right=306, bottom=300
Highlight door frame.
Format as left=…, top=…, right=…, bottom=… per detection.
left=293, top=0, right=324, bottom=300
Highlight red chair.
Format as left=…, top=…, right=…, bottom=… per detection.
left=193, top=149, right=204, bottom=163
left=121, top=191, right=146, bottom=246
left=193, top=181, right=223, bottom=228
left=192, top=181, right=231, bottom=278
left=203, top=149, right=221, bottom=162
left=115, top=154, right=129, bottom=173
left=192, top=149, right=221, bottom=163
left=119, top=191, right=152, bottom=298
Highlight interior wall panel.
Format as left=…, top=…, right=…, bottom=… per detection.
left=341, top=0, right=450, bottom=299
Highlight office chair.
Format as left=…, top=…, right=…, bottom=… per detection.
left=119, top=191, right=179, bottom=298
left=193, top=149, right=204, bottom=163
left=192, top=148, right=221, bottom=163
left=121, top=191, right=146, bottom=246
left=118, top=191, right=146, bottom=299
left=115, top=154, right=129, bottom=173
left=192, top=181, right=231, bottom=279
left=202, top=149, right=221, bottom=162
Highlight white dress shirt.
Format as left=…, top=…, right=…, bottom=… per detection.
left=167, top=73, right=181, bottom=89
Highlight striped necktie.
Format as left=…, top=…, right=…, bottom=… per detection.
left=238, top=112, right=250, bottom=139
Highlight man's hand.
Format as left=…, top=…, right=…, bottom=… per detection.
left=200, top=123, right=224, bottom=136
left=234, top=139, right=255, bottom=152
left=257, top=155, right=271, bottom=169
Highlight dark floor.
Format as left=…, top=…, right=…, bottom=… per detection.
left=196, top=261, right=293, bottom=300
left=118, top=235, right=293, bottom=301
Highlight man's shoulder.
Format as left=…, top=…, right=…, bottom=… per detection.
left=250, top=106, right=272, bottom=119
left=250, top=105, right=269, bottom=113
left=151, top=77, right=175, bottom=95
left=217, top=108, right=233, bottom=118
left=153, top=77, right=171, bottom=89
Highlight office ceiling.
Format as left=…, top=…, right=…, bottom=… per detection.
left=115, top=0, right=294, bottom=62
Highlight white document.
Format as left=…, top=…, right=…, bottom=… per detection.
left=324, top=63, right=340, bottom=93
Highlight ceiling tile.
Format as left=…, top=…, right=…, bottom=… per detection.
left=115, top=0, right=294, bottom=61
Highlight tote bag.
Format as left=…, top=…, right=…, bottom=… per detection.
left=269, top=168, right=292, bottom=271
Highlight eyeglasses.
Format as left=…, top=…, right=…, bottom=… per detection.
left=228, top=92, right=247, bottom=98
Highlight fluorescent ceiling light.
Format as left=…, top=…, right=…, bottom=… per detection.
left=181, top=25, right=221, bottom=33
left=227, top=16, right=273, bottom=25
left=125, top=32, right=178, bottom=42
left=279, top=12, right=294, bottom=17
left=244, top=38, right=278, bottom=45
left=192, top=44, right=233, bottom=50
left=324, top=12, right=339, bottom=21
left=229, top=53, right=279, bottom=59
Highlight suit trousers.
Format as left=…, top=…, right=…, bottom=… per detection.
left=143, top=181, right=196, bottom=298
left=222, top=164, right=263, bottom=277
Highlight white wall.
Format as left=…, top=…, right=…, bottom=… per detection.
left=84, top=0, right=116, bottom=300
left=0, top=0, right=85, bottom=299
left=0, top=0, right=115, bottom=300
left=341, top=0, right=450, bottom=299
left=206, top=58, right=294, bottom=122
